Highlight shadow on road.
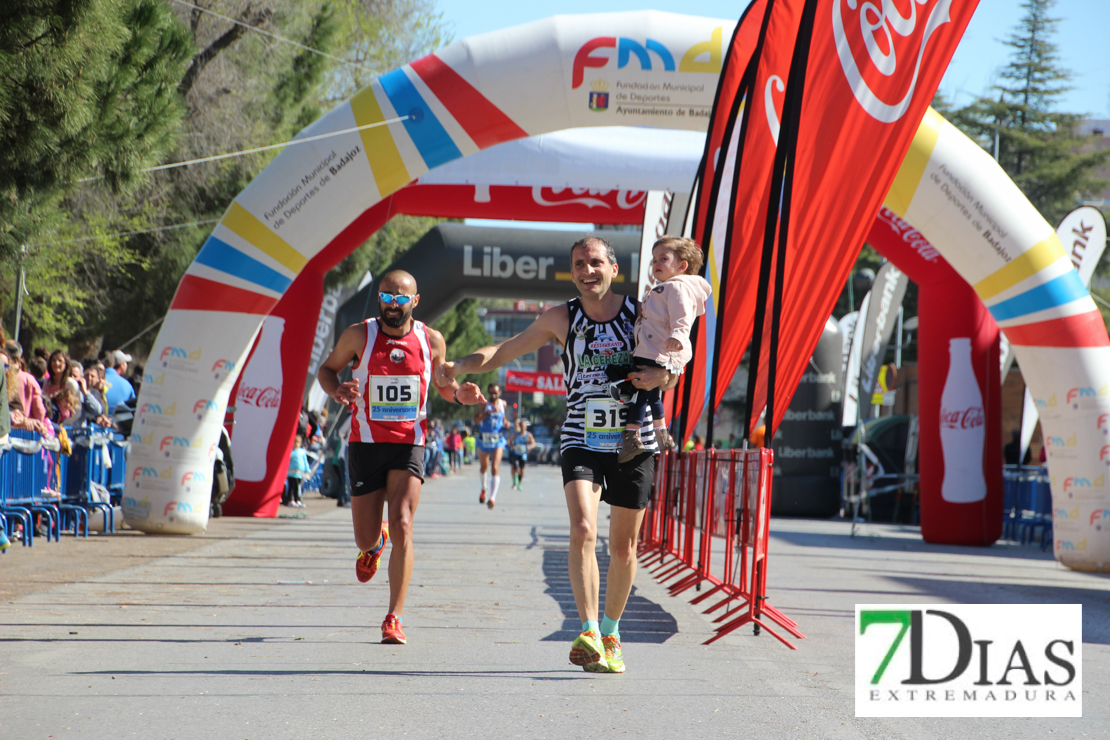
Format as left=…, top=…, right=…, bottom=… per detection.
left=535, top=528, right=677, bottom=644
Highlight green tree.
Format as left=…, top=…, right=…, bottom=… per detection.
left=0, top=0, right=192, bottom=343
left=948, top=0, right=1107, bottom=224
left=4, top=0, right=451, bottom=353
left=324, top=0, right=450, bottom=102
left=81, top=2, right=343, bottom=353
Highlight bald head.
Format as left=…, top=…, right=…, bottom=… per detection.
left=380, top=270, right=417, bottom=295
left=378, top=269, right=419, bottom=330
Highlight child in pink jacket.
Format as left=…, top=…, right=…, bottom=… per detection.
left=616, top=237, right=712, bottom=462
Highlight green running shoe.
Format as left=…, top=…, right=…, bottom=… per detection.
left=569, top=629, right=604, bottom=667
left=584, top=634, right=625, bottom=673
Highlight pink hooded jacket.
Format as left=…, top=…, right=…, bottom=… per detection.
left=633, top=274, right=713, bottom=372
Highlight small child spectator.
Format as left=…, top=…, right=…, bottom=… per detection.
left=463, top=429, right=476, bottom=464
left=614, top=236, right=712, bottom=462
left=284, top=434, right=311, bottom=508
left=28, top=356, right=47, bottom=386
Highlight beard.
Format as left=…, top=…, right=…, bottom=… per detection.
left=380, top=306, right=409, bottom=328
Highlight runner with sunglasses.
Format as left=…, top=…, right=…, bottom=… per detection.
left=319, top=270, right=485, bottom=645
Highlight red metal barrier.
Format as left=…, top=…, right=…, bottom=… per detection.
left=638, top=449, right=805, bottom=649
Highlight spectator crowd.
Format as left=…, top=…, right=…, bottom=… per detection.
left=1, top=325, right=142, bottom=442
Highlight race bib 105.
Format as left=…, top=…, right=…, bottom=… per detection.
left=369, top=375, right=419, bottom=421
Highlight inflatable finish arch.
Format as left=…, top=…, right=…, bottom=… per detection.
left=126, top=12, right=1110, bottom=573
left=887, top=109, right=1110, bottom=571
left=124, top=12, right=736, bottom=533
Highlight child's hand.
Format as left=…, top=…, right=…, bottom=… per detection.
left=665, top=337, right=683, bottom=352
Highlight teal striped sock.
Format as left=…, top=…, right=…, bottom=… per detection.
left=601, top=615, right=620, bottom=637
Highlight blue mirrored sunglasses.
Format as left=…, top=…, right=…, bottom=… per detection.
left=379, top=292, right=415, bottom=305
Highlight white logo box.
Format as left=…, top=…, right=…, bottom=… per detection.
left=855, top=604, right=1082, bottom=717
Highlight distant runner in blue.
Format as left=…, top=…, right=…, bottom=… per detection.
left=474, top=383, right=510, bottom=509
left=508, top=418, right=536, bottom=491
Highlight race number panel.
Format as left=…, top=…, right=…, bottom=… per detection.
left=585, top=398, right=628, bottom=451
left=481, top=432, right=502, bottom=444
left=369, top=375, right=420, bottom=421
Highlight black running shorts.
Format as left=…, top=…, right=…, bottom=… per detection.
left=560, top=446, right=655, bottom=510
left=348, top=442, right=425, bottom=496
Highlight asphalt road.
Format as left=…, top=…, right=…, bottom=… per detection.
left=1, top=461, right=1107, bottom=739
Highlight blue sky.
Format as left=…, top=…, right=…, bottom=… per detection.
left=437, top=0, right=1110, bottom=118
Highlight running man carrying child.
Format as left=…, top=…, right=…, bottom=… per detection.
left=613, top=237, right=711, bottom=463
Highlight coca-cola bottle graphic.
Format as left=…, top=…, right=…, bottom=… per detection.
left=939, top=337, right=986, bottom=503
left=232, top=316, right=285, bottom=482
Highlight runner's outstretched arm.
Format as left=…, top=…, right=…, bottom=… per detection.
left=437, top=305, right=568, bottom=385
left=426, top=327, right=485, bottom=406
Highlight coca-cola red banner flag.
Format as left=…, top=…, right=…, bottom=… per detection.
left=675, top=0, right=770, bottom=437
left=505, top=370, right=566, bottom=395
left=701, top=0, right=809, bottom=442
left=679, top=0, right=807, bottom=444
left=745, top=0, right=979, bottom=437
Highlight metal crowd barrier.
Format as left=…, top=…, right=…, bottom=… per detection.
left=1002, top=465, right=1053, bottom=549
left=1, top=429, right=88, bottom=545
left=638, top=448, right=805, bottom=650
left=0, top=425, right=126, bottom=546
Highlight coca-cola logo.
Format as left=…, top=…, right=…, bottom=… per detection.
left=832, top=0, right=954, bottom=123
left=877, top=207, right=940, bottom=261
left=940, top=406, right=984, bottom=430
left=531, top=187, right=647, bottom=210
left=238, top=384, right=282, bottom=409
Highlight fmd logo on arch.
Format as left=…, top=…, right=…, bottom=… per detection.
left=855, top=604, right=1081, bottom=717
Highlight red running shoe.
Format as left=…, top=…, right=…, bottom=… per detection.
left=381, top=613, right=406, bottom=644
left=479, top=490, right=486, bottom=504
left=355, top=525, right=389, bottom=583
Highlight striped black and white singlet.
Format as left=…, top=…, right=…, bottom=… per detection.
left=560, top=296, right=658, bottom=453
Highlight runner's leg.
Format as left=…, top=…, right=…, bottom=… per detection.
left=603, top=504, right=647, bottom=622
left=385, top=468, right=422, bottom=617
left=489, top=447, right=504, bottom=504
left=351, top=487, right=388, bottom=552
left=564, top=479, right=603, bottom=623
left=478, top=449, right=490, bottom=502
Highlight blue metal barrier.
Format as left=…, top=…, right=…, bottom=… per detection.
left=1002, top=465, right=1053, bottom=550
left=2, top=431, right=59, bottom=542
left=0, top=426, right=124, bottom=543
left=66, top=427, right=118, bottom=533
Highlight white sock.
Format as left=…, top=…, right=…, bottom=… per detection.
left=490, top=475, right=501, bottom=501
left=481, top=470, right=489, bottom=491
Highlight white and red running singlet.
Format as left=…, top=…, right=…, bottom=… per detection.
left=349, top=318, right=432, bottom=445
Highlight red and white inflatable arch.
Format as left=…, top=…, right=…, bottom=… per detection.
left=125, top=12, right=1110, bottom=572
